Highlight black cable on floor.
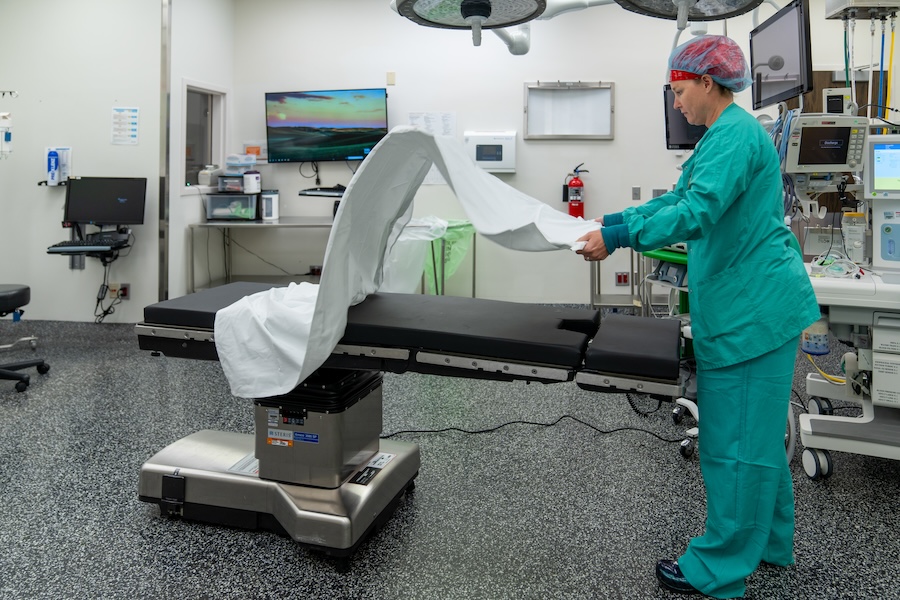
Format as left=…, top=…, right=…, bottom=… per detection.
left=381, top=414, right=685, bottom=444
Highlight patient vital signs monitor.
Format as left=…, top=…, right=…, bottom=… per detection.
left=783, top=114, right=868, bottom=174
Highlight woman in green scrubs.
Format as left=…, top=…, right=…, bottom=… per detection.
left=576, top=35, right=820, bottom=598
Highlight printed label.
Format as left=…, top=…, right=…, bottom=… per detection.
left=227, top=453, right=259, bottom=476
left=268, top=429, right=292, bottom=440
left=293, top=432, right=319, bottom=444
left=268, top=438, right=292, bottom=447
left=350, top=467, right=379, bottom=485
left=367, top=453, right=396, bottom=469
left=350, top=453, right=396, bottom=486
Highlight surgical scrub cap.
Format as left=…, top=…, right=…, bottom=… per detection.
left=668, top=35, right=752, bottom=93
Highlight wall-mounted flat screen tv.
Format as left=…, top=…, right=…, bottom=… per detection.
left=265, top=88, right=388, bottom=163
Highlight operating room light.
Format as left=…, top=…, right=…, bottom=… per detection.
left=394, top=0, right=547, bottom=44
left=613, top=0, right=765, bottom=29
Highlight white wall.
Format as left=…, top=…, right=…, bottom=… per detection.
left=168, top=0, right=237, bottom=299
left=229, top=0, right=897, bottom=304
left=1, top=0, right=897, bottom=320
left=0, top=0, right=160, bottom=322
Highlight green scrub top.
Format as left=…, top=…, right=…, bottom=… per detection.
left=603, top=103, right=819, bottom=370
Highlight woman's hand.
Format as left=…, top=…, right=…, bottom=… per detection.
left=576, top=229, right=609, bottom=261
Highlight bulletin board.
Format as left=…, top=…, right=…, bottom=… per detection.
left=524, top=81, right=614, bottom=140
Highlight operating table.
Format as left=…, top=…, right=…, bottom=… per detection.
left=135, top=281, right=682, bottom=555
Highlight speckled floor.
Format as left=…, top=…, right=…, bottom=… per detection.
left=0, top=317, right=898, bottom=599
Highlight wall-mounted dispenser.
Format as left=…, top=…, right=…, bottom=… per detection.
left=44, top=146, right=72, bottom=186
left=0, top=113, right=12, bottom=158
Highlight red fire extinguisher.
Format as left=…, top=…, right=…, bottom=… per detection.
left=566, top=163, right=588, bottom=219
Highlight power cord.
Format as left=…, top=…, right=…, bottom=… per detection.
left=381, top=414, right=686, bottom=445
left=220, top=231, right=314, bottom=277
left=299, top=161, right=321, bottom=186
left=94, top=261, right=123, bottom=323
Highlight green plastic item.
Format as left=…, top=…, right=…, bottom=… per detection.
left=423, top=220, right=475, bottom=295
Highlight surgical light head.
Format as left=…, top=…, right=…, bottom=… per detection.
left=668, top=34, right=752, bottom=93
left=614, top=0, right=764, bottom=30
left=394, top=0, right=546, bottom=46
left=461, top=0, right=492, bottom=45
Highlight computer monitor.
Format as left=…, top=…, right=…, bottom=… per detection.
left=749, top=0, right=813, bottom=110
left=63, top=176, right=147, bottom=226
left=265, top=88, right=389, bottom=163
left=782, top=115, right=868, bottom=174
left=663, top=84, right=707, bottom=150
left=865, top=134, right=900, bottom=200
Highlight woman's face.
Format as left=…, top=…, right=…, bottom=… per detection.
left=670, top=78, right=708, bottom=127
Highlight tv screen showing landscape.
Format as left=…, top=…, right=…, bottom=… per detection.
left=265, top=88, right=388, bottom=163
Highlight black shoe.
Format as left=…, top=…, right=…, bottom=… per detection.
left=656, top=560, right=699, bottom=594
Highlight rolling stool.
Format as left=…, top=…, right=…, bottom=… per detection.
left=0, top=284, right=50, bottom=392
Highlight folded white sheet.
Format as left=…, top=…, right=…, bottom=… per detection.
left=214, top=127, right=601, bottom=398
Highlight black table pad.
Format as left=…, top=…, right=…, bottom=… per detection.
left=142, top=282, right=601, bottom=369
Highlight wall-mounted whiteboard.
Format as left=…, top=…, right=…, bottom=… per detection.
left=524, top=81, right=614, bottom=140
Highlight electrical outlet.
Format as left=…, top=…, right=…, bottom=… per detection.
left=615, top=272, right=629, bottom=286
left=109, top=283, right=130, bottom=300
left=631, top=186, right=641, bottom=201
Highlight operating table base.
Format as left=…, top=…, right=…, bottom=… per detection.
left=138, top=430, right=419, bottom=556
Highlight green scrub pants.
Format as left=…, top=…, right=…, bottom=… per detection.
left=678, top=336, right=799, bottom=599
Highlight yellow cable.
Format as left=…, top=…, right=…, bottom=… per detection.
left=887, top=25, right=895, bottom=115
left=806, top=354, right=846, bottom=384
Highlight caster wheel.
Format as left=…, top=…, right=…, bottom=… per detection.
left=29, top=339, right=37, bottom=350
left=672, top=405, right=686, bottom=425
left=15, top=381, right=28, bottom=393
left=37, top=363, right=50, bottom=375
left=679, top=438, right=694, bottom=459
left=802, top=448, right=834, bottom=480
left=809, top=397, right=834, bottom=416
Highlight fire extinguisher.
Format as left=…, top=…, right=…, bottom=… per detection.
left=565, top=163, right=589, bottom=219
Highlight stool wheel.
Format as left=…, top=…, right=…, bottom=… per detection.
left=37, top=363, right=50, bottom=375
left=679, top=438, right=694, bottom=459
left=15, top=380, right=28, bottom=393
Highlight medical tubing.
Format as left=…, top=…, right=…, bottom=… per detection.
left=850, top=17, right=857, bottom=106
left=806, top=354, right=846, bottom=384
left=868, top=18, right=876, bottom=119
left=880, top=19, right=886, bottom=120
left=888, top=16, right=896, bottom=113
left=844, top=18, right=851, bottom=88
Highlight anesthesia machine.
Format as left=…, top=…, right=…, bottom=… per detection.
left=782, top=114, right=900, bottom=480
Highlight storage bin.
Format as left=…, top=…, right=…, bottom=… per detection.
left=206, top=193, right=258, bottom=220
